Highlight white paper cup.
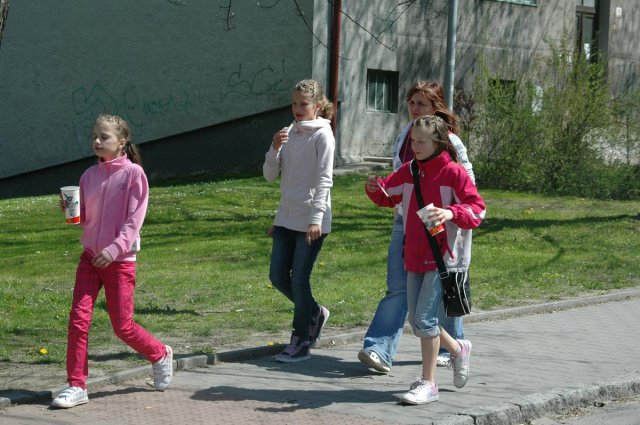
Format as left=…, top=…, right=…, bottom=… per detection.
left=416, top=203, right=444, bottom=236
left=60, top=186, right=80, bottom=224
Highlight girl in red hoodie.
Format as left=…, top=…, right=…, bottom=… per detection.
left=52, top=114, right=172, bottom=409
left=366, top=115, right=485, bottom=405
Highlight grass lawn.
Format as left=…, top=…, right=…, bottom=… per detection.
left=1, top=171, right=638, bottom=368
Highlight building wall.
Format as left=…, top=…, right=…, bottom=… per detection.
left=0, top=0, right=315, bottom=196
left=600, top=0, right=640, bottom=94
left=2, top=1, right=638, bottom=199
left=334, top=0, right=639, bottom=165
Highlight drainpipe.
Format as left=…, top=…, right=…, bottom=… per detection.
left=329, top=0, right=341, bottom=134
left=444, top=0, right=458, bottom=110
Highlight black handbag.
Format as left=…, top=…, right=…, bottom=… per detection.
left=410, top=160, right=471, bottom=317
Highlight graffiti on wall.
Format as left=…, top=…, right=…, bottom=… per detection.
left=68, top=58, right=292, bottom=154
left=70, top=82, right=193, bottom=153
left=221, top=58, right=293, bottom=101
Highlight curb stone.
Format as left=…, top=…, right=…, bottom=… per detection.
left=451, top=376, right=640, bottom=425
left=2, top=288, right=640, bottom=425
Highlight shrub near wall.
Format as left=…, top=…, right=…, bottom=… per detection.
left=469, top=36, right=640, bottom=200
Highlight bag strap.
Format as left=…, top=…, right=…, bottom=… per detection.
left=410, top=160, right=449, bottom=280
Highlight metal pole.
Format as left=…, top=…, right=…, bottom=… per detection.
left=444, top=0, right=458, bottom=110
left=330, top=0, right=341, bottom=134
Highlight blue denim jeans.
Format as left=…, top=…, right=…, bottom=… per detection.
left=407, top=271, right=444, bottom=337
left=362, top=214, right=463, bottom=366
left=269, top=226, right=325, bottom=340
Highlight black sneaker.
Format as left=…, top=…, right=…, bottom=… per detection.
left=309, top=305, right=330, bottom=348
left=275, top=335, right=311, bottom=363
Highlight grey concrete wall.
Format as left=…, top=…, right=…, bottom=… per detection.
left=0, top=0, right=314, bottom=182
left=333, top=0, right=614, bottom=164
left=602, top=0, right=640, bottom=94
left=335, top=0, right=570, bottom=165
left=455, top=0, right=572, bottom=89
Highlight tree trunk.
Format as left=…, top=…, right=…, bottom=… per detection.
left=0, top=0, right=9, bottom=49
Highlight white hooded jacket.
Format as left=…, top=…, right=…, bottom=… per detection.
left=263, top=118, right=334, bottom=234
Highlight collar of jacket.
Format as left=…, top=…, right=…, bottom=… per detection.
left=98, top=154, right=129, bottom=171
left=415, top=150, right=451, bottom=174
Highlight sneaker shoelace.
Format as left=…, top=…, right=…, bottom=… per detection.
left=282, top=337, right=303, bottom=355
left=408, top=377, right=426, bottom=392
left=447, top=344, right=467, bottom=371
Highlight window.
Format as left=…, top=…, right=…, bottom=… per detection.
left=576, top=0, right=597, bottom=59
left=366, top=69, right=399, bottom=113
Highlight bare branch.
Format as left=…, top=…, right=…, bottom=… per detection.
left=375, top=0, right=418, bottom=37
left=292, top=0, right=329, bottom=49
left=325, top=0, right=395, bottom=51
left=0, top=0, right=9, bottom=48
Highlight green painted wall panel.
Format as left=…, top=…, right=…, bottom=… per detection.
left=0, top=0, right=313, bottom=179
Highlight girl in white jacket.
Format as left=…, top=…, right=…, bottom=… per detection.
left=263, top=80, right=335, bottom=362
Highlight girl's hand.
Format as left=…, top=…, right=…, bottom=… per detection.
left=366, top=176, right=380, bottom=193
left=427, top=207, right=454, bottom=227
left=305, top=224, right=322, bottom=245
left=267, top=225, right=274, bottom=237
left=271, top=128, right=289, bottom=151
left=91, top=249, right=114, bottom=268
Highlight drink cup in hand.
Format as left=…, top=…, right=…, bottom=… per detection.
left=61, top=186, right=80, bottom=224
left=416, top=203, right=444, bottom=236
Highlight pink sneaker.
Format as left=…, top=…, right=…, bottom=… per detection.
left=451, top=339, right=472, bottom=388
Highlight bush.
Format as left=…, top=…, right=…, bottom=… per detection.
left=466, top=35, right=640, bottom=200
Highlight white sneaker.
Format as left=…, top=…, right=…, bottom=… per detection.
left=357, top=349, right=391, bottom=373
left=436, top=353, right=450, bottom=367
left=399, top=377, right=439, bottom=405
left=152, top=345, right=173, bottom=391
left=51, top=386, right=88, bottom=409
left=450, top=339, right=472, bottom=388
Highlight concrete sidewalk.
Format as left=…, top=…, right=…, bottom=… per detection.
left=1, top=289, right=639, bottom=425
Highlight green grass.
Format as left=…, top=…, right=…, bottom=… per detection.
left=1, top=172, right=639, bottom=367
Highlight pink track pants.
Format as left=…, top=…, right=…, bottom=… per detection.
left=66, top=250, right=166, bottom=389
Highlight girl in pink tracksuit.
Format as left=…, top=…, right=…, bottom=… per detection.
left=366, top=115, right=486, bottom=406
left=52, top=114, right=172, bottom=409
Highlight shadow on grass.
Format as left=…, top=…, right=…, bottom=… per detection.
left=94, top=300, right=200, bottom=317
left=475, top=214, right=635, bottom=273
left=475, top=214, right=635, bottom=237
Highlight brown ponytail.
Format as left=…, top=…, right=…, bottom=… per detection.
left=294, top=79, right=334, bottom=120
left=95, top=114, right=142, bottom=166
